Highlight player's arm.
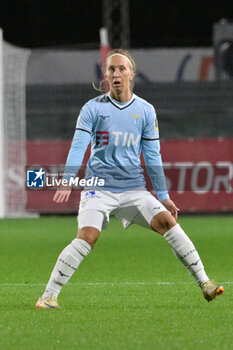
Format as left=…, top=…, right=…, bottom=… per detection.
left=53, top=103, right=93, bottom=203
left=53, top=128, right=91, bottom=203
left=142, top=138, right=168, bottom=201
left=142, top=106, right=179, bottom=218
left=142, top=139, right=179, bottom=219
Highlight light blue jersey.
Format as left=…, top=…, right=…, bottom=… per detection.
left=64, top=92, right=169, bottom=201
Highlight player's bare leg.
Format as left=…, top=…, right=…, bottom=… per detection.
left=77, top=226, right=101, bottom=249
left=151, top=211, right=224, bottom=301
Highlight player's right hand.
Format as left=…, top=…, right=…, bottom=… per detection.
left=53, top=186, right=72, bottom=203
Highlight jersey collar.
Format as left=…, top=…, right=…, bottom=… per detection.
left=107, top=92, right=136, bottom=110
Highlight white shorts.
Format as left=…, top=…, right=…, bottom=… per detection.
left=78, top=189, right=167, bottom=231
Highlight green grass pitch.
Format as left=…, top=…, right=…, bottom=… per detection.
left=0, top=215, right=232, bottom=350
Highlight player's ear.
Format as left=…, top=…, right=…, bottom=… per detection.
left=104, top=71, right=108, bottom=81
left=130, top=70, right=135, bottom=80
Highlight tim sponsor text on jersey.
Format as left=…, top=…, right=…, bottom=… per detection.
left=96, top=130, right=141, bottom=147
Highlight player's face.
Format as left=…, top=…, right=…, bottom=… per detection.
left=105, top=55, right=134, bottom=98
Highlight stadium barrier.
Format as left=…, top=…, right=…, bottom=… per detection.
left=26, top=138, right=233, bottom=214
left=26, top=82, right=233, bottom=141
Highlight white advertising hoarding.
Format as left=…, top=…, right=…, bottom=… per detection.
left=27, top=48, right=214, bottom=84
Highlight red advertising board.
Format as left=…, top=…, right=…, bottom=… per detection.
left=26, top=138, right=233, bottom=213
left=159, top=138, right=232, bottom=213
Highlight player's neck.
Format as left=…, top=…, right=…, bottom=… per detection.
left=109, top=90, right=132, bottom=103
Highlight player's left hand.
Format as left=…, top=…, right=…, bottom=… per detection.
left=161, top=198, right=180, bottom=220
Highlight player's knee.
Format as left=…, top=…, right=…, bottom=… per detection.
left=151, top=212, right=176, bottom=235
left=77, top=227, right=100, bottom=248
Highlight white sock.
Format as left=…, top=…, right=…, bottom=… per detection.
left=164, top=224, right=209, bottom=286
left=42, top=238, right=91, bottom=298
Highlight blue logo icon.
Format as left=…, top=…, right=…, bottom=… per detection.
left=85, top=190, right=101, bottom=199
left=26, top=168, right=45, bottom=188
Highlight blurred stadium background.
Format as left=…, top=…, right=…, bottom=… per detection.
left=0, top=3, right=232, bottom=350
left=0, top=0, right=232, bottom=217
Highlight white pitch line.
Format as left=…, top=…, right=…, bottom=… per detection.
left=0, top=281, right=232, bottom=286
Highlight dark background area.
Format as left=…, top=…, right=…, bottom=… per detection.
left=0, top=0, right=233, bottom=48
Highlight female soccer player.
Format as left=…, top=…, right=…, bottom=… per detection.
left=36, top=49, right=223, bottom=309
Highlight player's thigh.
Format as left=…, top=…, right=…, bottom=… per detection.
left=78, top=189, right=118, bottom=231
left=134, top=191, right=176, bottom=233
left=120, top=190, right=168, bottom=229
left=78, top=208, right=105, bottom=231
left=134, top=190, right=168, bottom=225
left=77, top=209, right=105, bottom=248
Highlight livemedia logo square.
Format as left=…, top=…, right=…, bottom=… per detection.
left=26, top=168, right=45, bottom=188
